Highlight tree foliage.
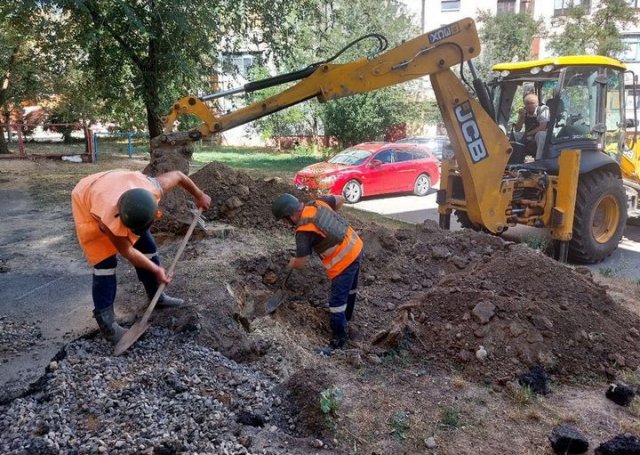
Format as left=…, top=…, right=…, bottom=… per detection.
left=323, top=87, right=419, bottom=146
left=548, top=0, right=637, bottom=56
left=245, top=0, right=422, bottom=146
left=0, top=4, right=47, bottom=153
left=8, top=0, right=322, bottom=137
left=476, top=10, right=545, bottom=78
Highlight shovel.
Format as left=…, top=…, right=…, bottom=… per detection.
left=114, top=208, right=203, bottom=356
left=266, top=268, right=293, bottom=314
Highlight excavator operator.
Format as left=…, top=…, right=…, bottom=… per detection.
left=513, top=93, right=549, bottom=160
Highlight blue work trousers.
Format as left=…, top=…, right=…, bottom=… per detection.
left=328, top=252, right=363, bottom=341
left=92, top=230, right=160, bottom=310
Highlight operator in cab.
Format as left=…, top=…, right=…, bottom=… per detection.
left=71, top=170, right=211, bottom=344
left=514, top=93, right=549, bottom=160
left=271, top=193, right=364, bottom=355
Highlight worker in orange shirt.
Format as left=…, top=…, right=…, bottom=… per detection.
left=71, top=170, right=211, bottom=343
left=272, top=193, right=363, bottom=354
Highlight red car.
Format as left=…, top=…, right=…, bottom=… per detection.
left=294, top=142, right=440, bottom=203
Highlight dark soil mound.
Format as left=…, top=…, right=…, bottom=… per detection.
left=280, top=368, right=335, bottom=440
left=375, top=246, right=640, bottom=383
left=154, top=160, right=640, bottom=385
left=153, top=161, right=312, bottom=233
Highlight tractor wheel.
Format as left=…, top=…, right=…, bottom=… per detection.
left=454, top=210, right=479, bottom=230
left=454, top=210, right=508, bottom=235
left=569, top=170, right=627, bottom=263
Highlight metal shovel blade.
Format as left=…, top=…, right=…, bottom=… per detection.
left=113, top=318, right=151, bottom=356
left=266, top=290, right=287, bottom=314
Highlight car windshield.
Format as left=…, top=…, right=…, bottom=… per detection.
left=328, top=148, right=372, bottom=165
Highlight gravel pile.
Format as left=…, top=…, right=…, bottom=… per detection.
left=0, top=328, right=312, bottom=455
left=0, top=315, right=43, bottom=356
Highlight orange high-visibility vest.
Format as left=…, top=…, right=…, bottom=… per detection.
left=296, top=200, right=363, bottom=280
left=71, top=170, right=163, bottom=266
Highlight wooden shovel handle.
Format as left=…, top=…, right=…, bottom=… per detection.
left=139, top=208, right=203, bottom=324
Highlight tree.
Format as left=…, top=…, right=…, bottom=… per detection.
left=246, top=0, right=422, bottom=146
left=28, top=0, right=323, bottom=138
left=476, top=10, right=546, bottom=78
left=548, top=0, right=637, bottom=56
left=322, top=87, right=419, bottom=146
left=0, top=5, right=43, bottom=153
left=245, top=65, right=312, bottom=148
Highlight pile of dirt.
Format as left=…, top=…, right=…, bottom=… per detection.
left=153, top=161, right=312, bottom=233
left=373, top=245, right=640, bottom=383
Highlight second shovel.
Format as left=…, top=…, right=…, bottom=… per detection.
left=266, top=268, right=293, bottom=314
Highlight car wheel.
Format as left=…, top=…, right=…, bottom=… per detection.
left=413, top=174, right=431, bottom=196
left=342, top=180, right=362, bottom=203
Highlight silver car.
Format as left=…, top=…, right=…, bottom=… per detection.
left=395, top=136, right=451, bottom=160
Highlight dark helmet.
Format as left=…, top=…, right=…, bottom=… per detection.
left=117, top=188, right=158, bottom=234
left=272, top=193, right=300, bottom=220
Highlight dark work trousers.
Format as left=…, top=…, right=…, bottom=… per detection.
left=328, top=252, right=363, bottom=341
left=92, top=230, right=160, bottom=310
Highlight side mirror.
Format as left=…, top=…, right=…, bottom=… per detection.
left=370, top=159, right=383, bottom=167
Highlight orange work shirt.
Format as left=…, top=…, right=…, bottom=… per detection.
left=71, top=170, right=163, bottom=266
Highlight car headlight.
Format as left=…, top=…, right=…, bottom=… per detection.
left=317, top=175, right=337, bottom=189
left=319, top=175, right=337, bottom=183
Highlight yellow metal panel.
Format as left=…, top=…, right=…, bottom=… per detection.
left=431, top=69, right=512, bottom=233
left=492, top=55, right=626, bottom=73
left=551, top=149, right=581, bottom=242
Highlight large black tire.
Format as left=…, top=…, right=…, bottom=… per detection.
left=454, top=210, right=508, bottom=235
left=454, top=210, right=480, bottom=230
left=569, top=170, right=627, bottom=263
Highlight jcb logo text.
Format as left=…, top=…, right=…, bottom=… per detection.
left=429, top=23, right=460, bottom=44
left=454, top=101, right=488, bottom=164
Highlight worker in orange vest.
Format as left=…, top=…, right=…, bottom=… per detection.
left=272, top=193, right=364, bottom=354
left=71, top=169, right=211, bottom=344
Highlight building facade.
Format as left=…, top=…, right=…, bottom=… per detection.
left=406, top=0, right=640, bottom=73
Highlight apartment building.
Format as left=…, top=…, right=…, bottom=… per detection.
left=407, top=0, right=640, bottom=74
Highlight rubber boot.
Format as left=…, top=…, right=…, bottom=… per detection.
left=316, top=335, right=347, bottom=356
left=93, top=306, right=127, bottom=344
left=156, top=292, right=184, bottom=308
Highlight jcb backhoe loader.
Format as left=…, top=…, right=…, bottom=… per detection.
left=155, top=17, right=628, bottom=263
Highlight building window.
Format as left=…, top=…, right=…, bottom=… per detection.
left=221, top=53, right=258, bottom=78
left=621, top=35, right=640, bottom=62
left=554, top=0, right=590, bottom=16
left=497, top=0, right=516, bottom=14
left=441, top=0, right=461, bottom=12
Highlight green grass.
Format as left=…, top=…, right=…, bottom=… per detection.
left=192, top=145, right=323, bottom=180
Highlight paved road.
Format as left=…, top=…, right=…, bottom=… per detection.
left=350, top=188, right=640, bottom=280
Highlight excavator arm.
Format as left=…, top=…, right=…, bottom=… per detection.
left=163, top=18, right=480, bottom=136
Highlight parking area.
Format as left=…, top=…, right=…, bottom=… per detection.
left=350, top=188, right=640, bottom=280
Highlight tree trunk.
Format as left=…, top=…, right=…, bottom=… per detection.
left=0, top=121, right=8, bottom=154
left=145, top=2, right=163, bottom=139
left=0, top=45, right=20, bottom=154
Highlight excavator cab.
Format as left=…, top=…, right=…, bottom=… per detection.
left=490, top=57, right=640, bottom=218
left=490, top=57, right=627, bottom=174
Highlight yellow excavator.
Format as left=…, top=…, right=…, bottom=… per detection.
left=155, top=17, right=630, bottom=263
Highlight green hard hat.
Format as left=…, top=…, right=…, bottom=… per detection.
left=272, top=193, right=300, bottom=220
left=117, top=188, right=158, bottom=234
